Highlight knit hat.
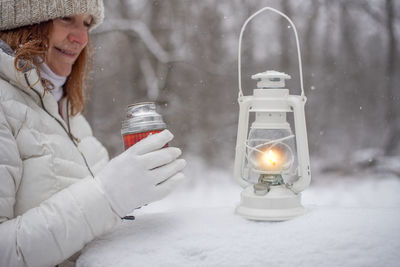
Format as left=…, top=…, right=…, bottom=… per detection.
left=0, top=0, right=104, bottom=31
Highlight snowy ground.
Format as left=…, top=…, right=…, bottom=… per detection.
left=77, top=156, right=400, bottom=267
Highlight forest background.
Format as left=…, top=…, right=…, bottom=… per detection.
left=86, top=0, right=400, bottom=179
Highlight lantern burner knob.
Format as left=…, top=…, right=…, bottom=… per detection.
left=253, top=174, right=284, bottom=196
left=254, top=182, right=270, bottom=196
left=251, top=70, right=291, bottom=89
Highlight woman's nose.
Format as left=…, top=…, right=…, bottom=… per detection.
left=68, top=27, right=88, bottom=46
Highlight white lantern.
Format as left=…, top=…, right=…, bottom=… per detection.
left=234, top=7, right=311, bottom=221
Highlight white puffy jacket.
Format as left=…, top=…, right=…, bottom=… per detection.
left=0, top=41, right=120, bottom=266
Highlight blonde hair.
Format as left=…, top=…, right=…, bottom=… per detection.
left=0, top=21, right=91, bottom=115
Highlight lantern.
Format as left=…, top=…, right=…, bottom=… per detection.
left=234, top=7, right=311, bottom=221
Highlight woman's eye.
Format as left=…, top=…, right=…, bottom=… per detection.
left=84, top=21, right=92, bottom=28
left=61, top=17, right=73, bottom=23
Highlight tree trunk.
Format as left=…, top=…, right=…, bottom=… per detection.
left=384, top=0, right=399, bottom=155
left=304, top=0, right=320, bottom=74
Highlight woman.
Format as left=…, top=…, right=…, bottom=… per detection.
left=0, top=1, right=186, bottom=266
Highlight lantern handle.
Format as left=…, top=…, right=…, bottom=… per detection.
left=238, top=7, right=305, bottom=98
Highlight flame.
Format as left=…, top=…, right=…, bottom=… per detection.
left=262, top=149, right=280, bottom=168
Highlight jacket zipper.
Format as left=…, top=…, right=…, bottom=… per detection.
left=24, top=73, right=95, bottom=178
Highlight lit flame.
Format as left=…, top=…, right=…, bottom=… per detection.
left=262, top=149, right=280, bottom=168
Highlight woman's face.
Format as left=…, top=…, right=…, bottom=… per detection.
left=46, top=14, right=92, bottom=76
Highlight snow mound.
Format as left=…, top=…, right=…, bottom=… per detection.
left=78, top=206, right=400, bottom=267
left=77, top=156, right=400, bottom=266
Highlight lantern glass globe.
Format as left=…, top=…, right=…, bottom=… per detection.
left=245, top=128, right=297, bottom=184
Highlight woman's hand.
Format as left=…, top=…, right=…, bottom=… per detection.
left=94, top=130, right=186, bottom=217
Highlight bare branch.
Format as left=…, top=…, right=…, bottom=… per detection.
left=93, top=19, right=171, bottom=63
left=347, top=0, right=384, bottom=24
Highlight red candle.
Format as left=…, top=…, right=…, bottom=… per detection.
left=121, top=102, right=167, bottom=150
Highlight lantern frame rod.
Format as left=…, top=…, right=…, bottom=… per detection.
left=238, top=7, right=305, bottom=98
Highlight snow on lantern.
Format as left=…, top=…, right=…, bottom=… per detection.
left=234, top=7, right=311, bottom=221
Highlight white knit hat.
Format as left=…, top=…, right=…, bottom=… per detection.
left=0, top=0, right=104, bottom=31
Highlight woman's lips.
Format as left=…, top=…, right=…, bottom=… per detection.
left=55, top=47, right=78, bottom=58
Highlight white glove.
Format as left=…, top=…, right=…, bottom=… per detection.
left=94, top=130, right=186, bottom=217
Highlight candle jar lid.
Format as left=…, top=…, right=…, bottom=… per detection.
left=121, top=102, right=166, bottom=135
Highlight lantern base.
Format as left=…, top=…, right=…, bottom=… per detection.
left=235, top=184, right=306, bottom=221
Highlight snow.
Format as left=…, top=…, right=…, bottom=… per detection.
left=77, top=156, right=400, bottom=267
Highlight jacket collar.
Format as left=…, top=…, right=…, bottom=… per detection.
left=0, top=39, right=68, bottom=129
left=0, top=39, right=14, bottom=55
left=0, top=39, right=46, bottom=98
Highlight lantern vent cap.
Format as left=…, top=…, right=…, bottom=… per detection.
left=251, top=70, right=291, bottom=89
